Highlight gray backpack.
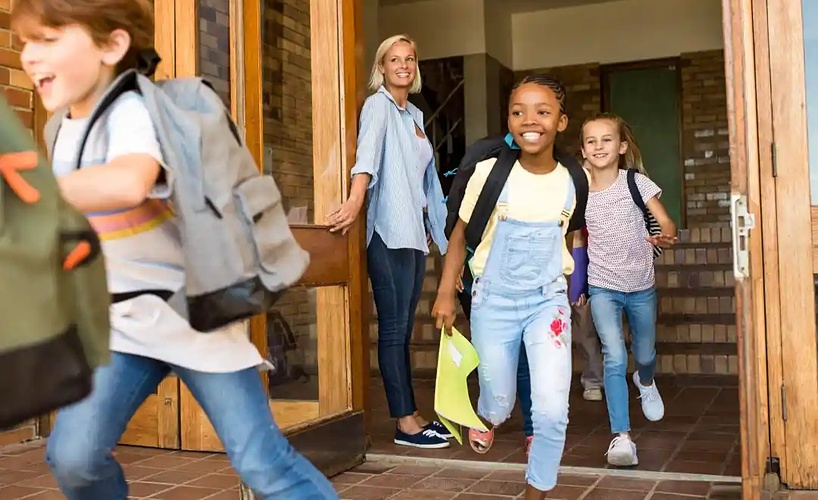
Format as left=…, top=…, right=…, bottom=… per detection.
left=45, top=68, right=309, bottom=332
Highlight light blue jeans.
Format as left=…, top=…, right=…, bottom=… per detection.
left=588, top=285, right=657, bottom=434
left=46, top=352, right=338, bottom=500
left=472, top=280, right=572, bottom=491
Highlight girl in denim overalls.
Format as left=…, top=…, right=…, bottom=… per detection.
left=433, top=74, right=576, bottom=499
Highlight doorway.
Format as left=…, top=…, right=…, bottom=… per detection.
left=602, top=59, right=685, bottom=227
left=109, top=0, right=369, bottom=475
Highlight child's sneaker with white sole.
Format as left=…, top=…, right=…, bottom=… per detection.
left=606, top=434, right=639, bottom=466
left=633, top=371, right=664, bottom=421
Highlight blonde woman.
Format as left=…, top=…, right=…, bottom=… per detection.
left=328, top=35, right=450, bottom=448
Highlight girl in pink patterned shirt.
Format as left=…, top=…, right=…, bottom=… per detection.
left=581, top=113, right=678, bottom=467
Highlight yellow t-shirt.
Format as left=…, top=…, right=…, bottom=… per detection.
left=458, top=158, right=577, bottom=277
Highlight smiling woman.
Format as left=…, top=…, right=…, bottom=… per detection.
left=327, top=34, right=451, bottom=450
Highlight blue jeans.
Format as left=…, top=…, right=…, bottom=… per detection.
left=472, top=280, right=572, bottom=491
left=367, top=231, right=425, bottom=418
left=588, top=285, right=657, bottom=434
left=46, top=352, right=338, bottom=500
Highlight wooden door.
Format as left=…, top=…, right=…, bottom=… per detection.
left=175, top=0, right=369, bottom=474
left=758, top=0, right=818, bottom=489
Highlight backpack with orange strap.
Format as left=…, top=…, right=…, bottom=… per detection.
left=0, top=96, right=110, bottom=429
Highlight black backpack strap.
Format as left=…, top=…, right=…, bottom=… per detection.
left=554, top=147, right=587, bottom=232
left=74, top=70, right=140, bottom=170
left=464, top=146, right=517, bottom=250
left=445, top=135, right=506, bottom=237
left=567, top=168, right=588, bottom=232
left=626, top=168, right=649, bottom=218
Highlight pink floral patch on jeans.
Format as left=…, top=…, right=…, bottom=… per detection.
left=549, top=313, right=568, bottom=347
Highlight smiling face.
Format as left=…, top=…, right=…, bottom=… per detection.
left=507, top=82, right=568, bottom=156
left=18, top=21, right=128, bottom=118
left=379, top=41, right=416, bottom=92
left=581, top=118, right=628, bottom=170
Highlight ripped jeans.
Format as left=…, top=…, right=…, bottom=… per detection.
left=471, top=279, right=572, bottom=491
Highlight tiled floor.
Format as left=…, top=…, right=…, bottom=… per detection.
left=367, top=377, right=742, bottom=476
left=332, top=461, right=745, bottom=499
left=0, top=442, right=241, bottom=499
left=0, top=376, right=798, bottom=499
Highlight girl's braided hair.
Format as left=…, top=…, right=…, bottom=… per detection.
left=511, top=74, right=567, bottom=114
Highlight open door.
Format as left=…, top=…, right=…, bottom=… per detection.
left=759, top=0, right=818, bottom=489
left=173, top=0, right=370, bottom=476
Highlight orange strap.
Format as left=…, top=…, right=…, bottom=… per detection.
left=63, top=241, right=92, bottom=270
left=0, top=151, right=40, bottom=204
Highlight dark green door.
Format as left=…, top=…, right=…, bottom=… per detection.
left=605, top=64, right=683, bottom=226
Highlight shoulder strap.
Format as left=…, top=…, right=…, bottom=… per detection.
left=445, top=135, right=507, bottom=237
left=626, top=169, right=649, bottom=216
left=553, top=147, right=587, bottom=232
left=565, top=166, right=588, bottom=232
left=73, top=70, right=139, bottom=170
left=44, top=111, right=66, bottom=160
left=464, top=145, right=517, bottom=250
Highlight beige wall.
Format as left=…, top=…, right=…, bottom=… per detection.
left=362, top=0, right=380, bottom=85
left=483, top=0, right=513, bottom=69
left=377, top=0, right=724, bottom=71
left=463, top=54, right=488, bottom=143
left=378, top=0, right=486, bottom=60
left=512, top=0, right=724, bottom=69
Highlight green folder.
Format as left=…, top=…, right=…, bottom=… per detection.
left=434, top=326, right=488, bottom=444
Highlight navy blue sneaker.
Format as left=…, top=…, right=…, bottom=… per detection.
left=394, top=428, right=450, bottom=448
left=425, top=420, right=454, bottom=439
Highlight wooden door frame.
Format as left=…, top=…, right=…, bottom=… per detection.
left=240, top=0, right=369, bottom=425
left=177, top=0, right=370, bottom=462
left=721, top=1, right=769, bottom=497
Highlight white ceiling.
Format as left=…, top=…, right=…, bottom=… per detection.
left=378, top=0, right=619, bottom=13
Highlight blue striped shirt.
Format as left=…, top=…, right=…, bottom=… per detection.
left=351, top=86, right=448, bottom=255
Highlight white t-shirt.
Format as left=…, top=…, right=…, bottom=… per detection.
left=585, top=169, right=662, bottom=293
left=52, top=91, right=264, bottom=373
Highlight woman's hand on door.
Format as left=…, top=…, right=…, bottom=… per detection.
left=328, top=194, right=363, bottom=234
left=328, top=173, right=368, bottom=234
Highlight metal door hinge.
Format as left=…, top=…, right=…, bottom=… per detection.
left=771, top=142, right=778, bottom=177
left=766, top=456, right=781, bottom=475
left=781, top=385, right=788, bottom=421
left=731, top=194, right=756, bottom=280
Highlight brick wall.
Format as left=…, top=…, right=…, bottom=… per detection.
left=198, top=0, right=231, bottom=106
left=681, top=50, right=731, bottom=228
left=261, top=0, right=319, bottom=390
left=0, top=0, right=43, bottom=445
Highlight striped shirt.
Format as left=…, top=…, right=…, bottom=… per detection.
left=350, top=86, right=448, bottom=255
left=52, top=91, right=263, bottom=373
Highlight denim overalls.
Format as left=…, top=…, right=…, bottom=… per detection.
left=470, top=176, right=574, bottom=491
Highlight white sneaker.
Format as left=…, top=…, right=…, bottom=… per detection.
left=606, top=435, right=639, bottom=466
left=632, top=371, right=665, bottom=421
